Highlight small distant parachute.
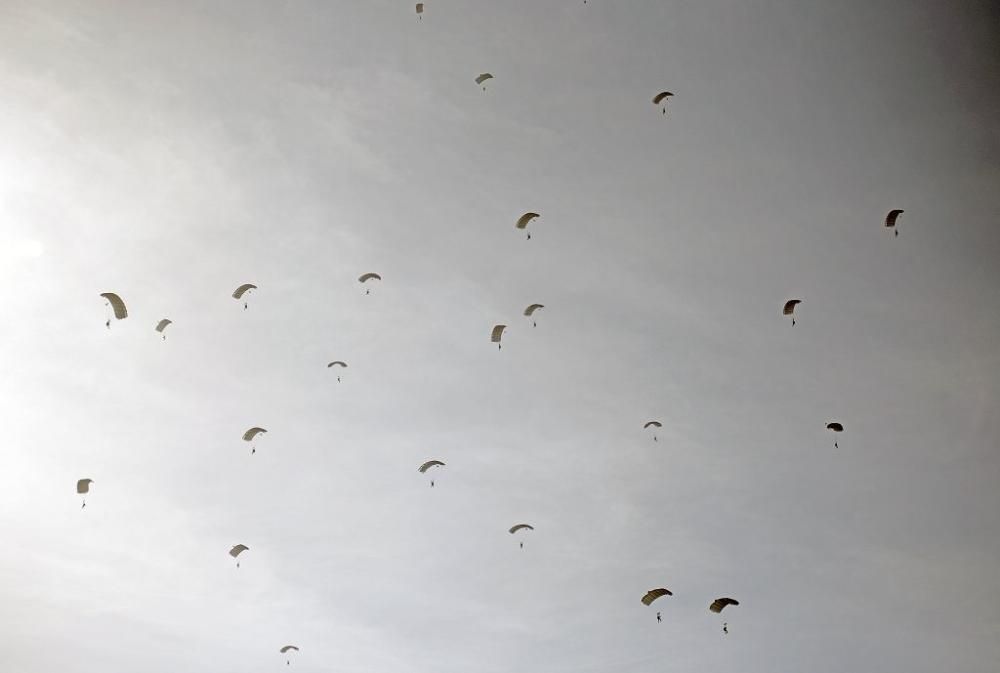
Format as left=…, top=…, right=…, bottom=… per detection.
left=826, top=422, right=844, bottom=448
left=418, top=460, right=445, bottom=473
left=653, top=91, right=674, bottom=114
left=229, top=544, right=249, bottom=568
left=783, top=299, right=802, bottom=326
left=419, top=459, right=445, bottom=487
left=524, top=304, right=544, bottom=327
left=359, top=273, right=381, bottom=294
left=77, top=478, right=93, bottom=509
left=281, top=645, right=299, bottom=665
left=233, top=283, right=256, bottom=309
left=475, top=73, right=493, bottom=90
left=644, top=420, right=662, bottom=441
left=243, top=427, right=267, bottom=454
left=327, top=360, right=347, bottom=382
left=509, top=523, right=533, bottom=548
left=641, top=588, right=673, bottom=606
left=885, top=209, right=903, bottom=237
left=515, top=212, right=540, bottom=239
left=491, top=324, right=507, bottom=349
left=415, top=3, right=423, bottom=18
left=155, top=319, right=172, bottom=339
left=100, top=292, right=127, bottom=328
left=710, top=597, right=739, bottom=613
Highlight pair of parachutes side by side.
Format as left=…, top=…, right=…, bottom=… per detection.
left=491, top=305, right=545, bottom=349
left=642, top=588, right=740, bottom=611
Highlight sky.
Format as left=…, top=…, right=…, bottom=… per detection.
left=1, top=1, right=998, bottom=671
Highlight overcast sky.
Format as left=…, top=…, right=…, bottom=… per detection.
left=1, top=1, right=998, bottom=672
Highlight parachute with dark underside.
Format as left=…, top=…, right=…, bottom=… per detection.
left=515, top=212, right=539, bottom=240
left=509, top=523, right=534, bottom=549
left=418, top=460, right=444, bottom=487
left=233, top=283, right=256, bottom=309
left=885, top=209, right=903, bottom=237
left=475, top=73, right=493, bottom=90
left=710, top=597, right=739, bottom=613
left=491, top=324, right=507, bottom=349
left=100, top=292, right=127, bottom=328
left=77, top=478, right=93, bottom=509
left=280, top=645, right=299, bottom=666
left=524, top=304, right=544, bottom=327
left=155, top=319, right=172, bottom=340
left=358, top=273, right=381, bottom=294
left=783, top=299, right=802, bottom=326
left=243, top=427, right=267, bottom=455
left=644, top=420, right=662, bottom=442
left=641, top=588, right=673, bottom=606
left=653, top=91, right=674, bottom=114
left=229, top=544, right=249, bottom=568
left=327, top=361, right=347, bottom=382
left=826, top=422, right=844, bottom=448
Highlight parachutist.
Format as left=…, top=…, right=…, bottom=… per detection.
left=723, top=622, right=728, bottom=634
left=105, top=319, right=111, bottom=329
left=430, top=480, right=434, bottom=488
left=337, top=376, right=341, bottom=383
left=792, top=318, right=796, bottom=326
left=251, top=448, right=256, bottom=455
left=81, top=501, right=86, bottom=509
left=656, top=611, right=661, bottom=623
left=895, top=230, right=898, bottom=237
left=244, top=302, right=248, bottom=310
left=526, top=232, right=531, bottom=240
left=520, top=542, right=523, bottom=549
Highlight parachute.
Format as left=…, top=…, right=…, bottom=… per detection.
left=885, top=209, right=903, bottom=236
left=100, top=292, right=127, bottom=328
left=77, top=478, right=93, bottom=509
left=515, top=212, right=539, bottom=239
left=281, top=645, right=299, bottom=665
left=653, top=91, right=674, bottom=114
left=826, top=422, right=844, bottom=448
left=243, top=427, right=267, bottom=455
left=709, top=597, right=739, bottom=613
left=783, top=299, right=802, bottom=325
left=641, top=588, right=673, bottom=606
left=509, top=523, right=533, bottom=549
left=524, top=304, right=544, bottom=326
left=415, top=3, right=423, bottom=17
left=359, top=273, right=381, bottom=294
left=229, top=544, right=249, bottom=568
left=491, top=324, right=506, bottom=349
left=475, top=73, right=494, bottom=90
left=233, top=283, right=256, bottom=309
left=644, top=420, right=661, bottom=441
left=155, top=319, right=172, bottom=340
left=418, top=460, right=445, bottom=473
left=327, top=360, right=347, bottom=382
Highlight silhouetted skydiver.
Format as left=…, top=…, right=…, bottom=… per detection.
left=520, top=542, right=523, bottom=549
left=430, top=480, right=434, bottom=488
left=244, top=302, right=248, bottom=310
left=105, top=319, right=110, bottom=329
left=723, top=622, right=728, bottom=634
left=656, top=611, right=661, bottom=623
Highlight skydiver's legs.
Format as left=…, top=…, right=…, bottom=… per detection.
left=656, top=612, right=661, bottom=623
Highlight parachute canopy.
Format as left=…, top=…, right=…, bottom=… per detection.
left=415, top=3, right=423, bottom=14
left=641, top=588, right=673, bottom=606
left=515, top=212, right=540, bottom=230
left=327, top=361, right=348, bottom=368
left=155, top=319, right=172, bottom=333
left=509, top=524, right=534, bottom=534
left=100, top=293, right=128, bottom=319
left=233, top=284, right=257, bottom=299
left=491, top=324, right=506, bottom=343
left=243, top=427, right=267, bottom=441
left=523, top=304, right=544, bottom=317
left=783, top=299, right=802, bottom=315
left=644, top=421, right=662, bottom=429
left=358, top=273, right=382, bottom=283
left=652, top=91, right=674, bottom=105
left=229, top=544, right=249, bottom=558
left=826, top=422, right=844, bottom=433
left=76, top=478, right=93, bottom=494
left=710, top=597, right=739, bottom=613
left=885, top=209, right=903, bottom=228
left=280, top=646, right=299, bottom=654
left=418, top=460, right=445, bottom=473
left=475, top=73, right=493, bottom=85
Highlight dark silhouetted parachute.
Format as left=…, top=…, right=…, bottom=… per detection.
left=327, top=361, right=347, bottom=382
left=233, top=283, right=256, bottom=309
left=653, top=91, right=674, bottom=114
left=100, top=292, right=127, bottom=328
left=491, top=324, right=507, bottom=349
left=641, top=588, right=673, bottom=606
left=359, top=273, right=381, bottom=294
left=418, top=460, right=445, bottom=473
left=524, top=304, right=544, bottom=327
left=475, top=73, right=493, bottom=90
left=783, top=299, right=802, bottom=326
left=516, top=212, right=539, bottom=239
left=510, top=523, right=533, bottom=549
left=415, top=3, right=423, bottom=18
left=885, top=209, right=903, bottom=237
left=281, top=645, right=299, bottom=665
left=710, top=597, right=739, bottom=613
left=229, top=544, right=249, bottom=568
left=644, top=420, right=661, bottom=441
left=826, top=422, right=844, bottom=448
left=77, top=478, right=93, bottom=509
left=243, top=427, right=267, bottom=455
left=155, top=319, right=172, bottom=340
